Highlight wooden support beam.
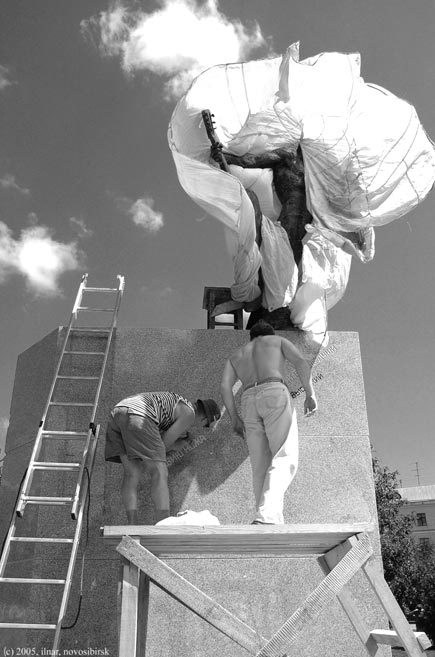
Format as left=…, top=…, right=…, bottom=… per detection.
left=117, top=553, right=151, bottom=657
left=363, top=560, right=428, bottom=657
left=116, top=535, right=267, bottom=655
left=137, top=572, right=150, bottom=656
left=103, top=523, right=374, bottom=555
left=321, top=536, right=379, bottom=657
left=110, top=525, right=426, bottom=657
left=117, top=557, right=140, bottom=657
left=370, top=629, right=432, bottom=650
left=255, top=533, right=373, bottom=657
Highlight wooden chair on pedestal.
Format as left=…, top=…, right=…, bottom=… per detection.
left=202, top=287, right=244, bottom=330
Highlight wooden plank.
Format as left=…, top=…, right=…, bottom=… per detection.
left=118, top=557, right=139, bottom=657
left=103, top=523, right=374, bottom=555
left=321, top=536, right=378, bottom=657
left=370, top=629, right=432, bottom=650
left=212, top=300, right=244, bottom=317
left=116, top=535, right=267, bottom=655
left=363, top=560, right=427, bottom=657
left=137, top=572, right=150, bottom=656
left=416, top=632, right=432, bottom=651
left=255, top=533, right=373, bottom=657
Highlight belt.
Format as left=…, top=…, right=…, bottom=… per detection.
left=243, top=377, right=284, bottom=392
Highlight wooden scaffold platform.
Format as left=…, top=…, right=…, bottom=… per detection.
left=102, top=523, right=432, bottom=657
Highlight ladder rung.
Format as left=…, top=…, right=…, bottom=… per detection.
left=0, top=622, right=57, bottom=630
left=49, top=402, right=94, bottom=407
left=77, top=307, right=114, bottom=312
left=41, top=430, right=88, bottom=438
left=0, top=577, right=65, bottom=584
left=70, top=328, right=111, bottom=333
left=23, top=496, right=74, bottom=505
left=32, top=462, right=81, bottom=471
left=11, top=536, right=74, bottom=543
left=64, top=350, right=105, bottom=355
left=215, top=322, right=238, bottom=326
left=85, top=287, right=118, bottom=292
left=56, top=375, right=100, bottom=380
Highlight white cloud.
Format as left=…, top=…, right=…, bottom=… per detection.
left=129, top=197, right=164, bottom=232
left=69, top=216, right=93, bottom=239
left=82, top=0, right=267, bottom=99
left=0, top=174, right=30, bottom=195
left=27, top=212, right=38, bottom=225
left=116, top=194, right=164, bottom=233
left=0, top=222, right=84, bottom=296
left=0, top=64, right=13, bottom=91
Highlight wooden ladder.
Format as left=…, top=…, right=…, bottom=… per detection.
left=103, top=523, right=432, bottom=657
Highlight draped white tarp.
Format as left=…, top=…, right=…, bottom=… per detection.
left=168, top=42, right=435, bottom=340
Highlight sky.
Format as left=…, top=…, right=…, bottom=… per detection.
left=0, top=0, right=434, bottom=486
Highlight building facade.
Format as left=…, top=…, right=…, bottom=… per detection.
left=399, top=485, right=435, bottom=547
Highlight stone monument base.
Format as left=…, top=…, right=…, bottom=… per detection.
left=0, top=327, right=390, bottom=656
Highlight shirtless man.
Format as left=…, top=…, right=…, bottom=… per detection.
left=220, top=320, right=317, bottom=524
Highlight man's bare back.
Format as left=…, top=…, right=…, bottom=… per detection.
left=230, top=335, right=287, bottom=388
left=221, top=324, right=317, bottom=438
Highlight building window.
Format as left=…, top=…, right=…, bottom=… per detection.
left=416, top=513, right=427, bottom=527
left=419, top=537, right=430, bottom=547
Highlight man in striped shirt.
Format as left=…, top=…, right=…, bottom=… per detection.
left=105, top=392, right=220, bottom=524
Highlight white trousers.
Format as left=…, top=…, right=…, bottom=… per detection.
left=241, top=381, right=298, bottom=524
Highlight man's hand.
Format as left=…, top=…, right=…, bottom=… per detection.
left=167, top=437, right=190, bottom=453
left=232, top=416, right=245, bottom=438
left=210, top=142, right=224, bottom=163
left=209, top=142, right=232, bottom=172
left=304, top=394, right=318, bottom=416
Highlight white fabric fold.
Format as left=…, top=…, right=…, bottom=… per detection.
left=168, top=41, right=435, bottom=336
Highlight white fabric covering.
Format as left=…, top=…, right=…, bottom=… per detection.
left=168, top=42, right=435, bottom=340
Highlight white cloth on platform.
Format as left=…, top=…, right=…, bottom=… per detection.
left=155, top=510, right=220, bottom=526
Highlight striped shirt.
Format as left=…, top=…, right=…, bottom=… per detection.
left=115, top=392, right=194, bottom=431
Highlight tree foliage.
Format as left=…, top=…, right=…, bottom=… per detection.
left=373, top=456, right=435, bottom=641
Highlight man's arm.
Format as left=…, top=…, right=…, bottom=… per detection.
left=280, top=338, right=318, bottom=416
left=210, top=143, right=288, bottom=170
left=160, top=406, right=195, bottom=451
left=220, top=359, right=245, bottom=436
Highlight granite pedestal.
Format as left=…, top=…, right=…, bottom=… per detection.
left=0, top=327, right=389, bottom=656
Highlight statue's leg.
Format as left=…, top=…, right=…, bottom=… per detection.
left=241, top=188, right=264, bottom=314
left=277, top=198, right=312, bottom=265
left=245, top=188, right=262, bottom=248
left=272, top=152, right=313, bottom=265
